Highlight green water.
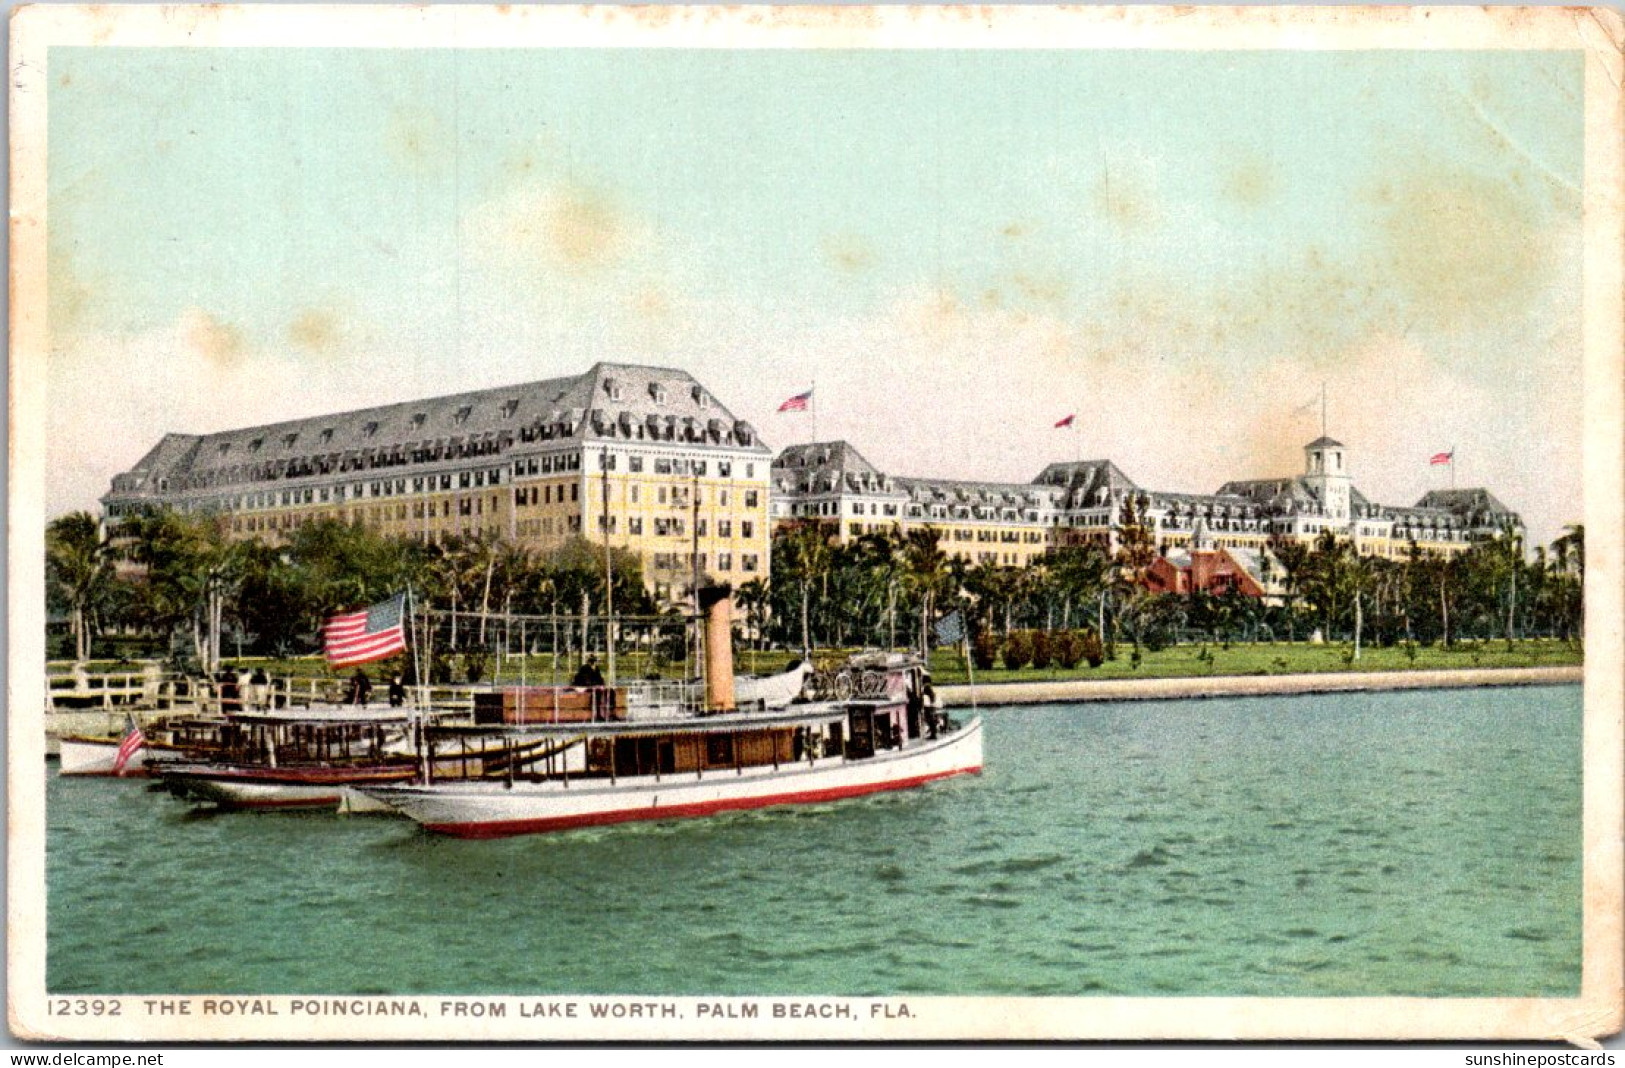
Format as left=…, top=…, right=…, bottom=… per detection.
left=47, top=686, right=1582, bottom=997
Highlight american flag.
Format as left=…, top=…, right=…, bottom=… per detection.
left=112, top=715, right=145, bottom=777
left=777, top=388, right=813, bottom=413
left=1054, top=414, right=1075, bottom=428
left=1430, top=450, right=1454, bottom=466
left=324, top=594, right=407, bottom=668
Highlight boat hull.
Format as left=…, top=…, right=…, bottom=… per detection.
left=160, top=763, right=418, bottom=810
left=57, top=736, right=172, bottom=777
left=365, top=717, right=983, bottom=838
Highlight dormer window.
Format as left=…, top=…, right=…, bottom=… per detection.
left=249, top=438, right=264, bottom=452
left=363, top=422, right=379, bottom=438
left=411, top=413, right=426, bottom=429
left=217, top=442, right=231, bottom=456
left=693, top=385, right=709, bottom=409
left=650, top=383, right=668, bottom=404
left=283, top=433, right=299, bottom=448
left=502, top=399, right=519, bottom=419
left=320, top=428, right=335, bottom=444
left=454, top=406, right=473, bottom=425
left=605, top=378, right=623, bottom=402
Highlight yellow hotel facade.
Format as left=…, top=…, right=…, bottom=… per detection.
left=102, top=363, right=773, bottom=603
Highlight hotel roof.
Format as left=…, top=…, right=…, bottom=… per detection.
left=109, top=362, right=770, bottom=496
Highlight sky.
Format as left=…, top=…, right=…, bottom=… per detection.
left=45, top=46, right=1585, bottom=547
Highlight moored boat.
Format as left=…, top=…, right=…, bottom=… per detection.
left=361, top=586, right=982, bottom=838
left=57, top=715, right=230, bottom=777
left=158, top=709, right=422, bottom=810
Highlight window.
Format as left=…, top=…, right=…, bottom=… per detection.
left=502, top=399, right=519, bottom=419
left=742, top=521, right=754, bottom=539
left=629, top=517, right=644, bottom=535
left=746, top=463, right=755, bottom=477
left=655, top=458, right=673, bottom=475
left=745, top=490, right=759, bottom=508
left=718, top=461, right=732, bottom=477
left=718, top=552, right=732, bottom=571
left=697, top=519, right=708, bottom=536
left=363, top=422, right=379, bottom=438
left=742, top=553, right=759, bottom=573
left=629, top=455, right=643, bottom=473
left=718, top=520, right=732, bottom=538
left=454, top=406, right=473, bottom=425
left=631, top=485, right=640, bottom=504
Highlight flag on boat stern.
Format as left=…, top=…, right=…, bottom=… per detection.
left=934, top=609, right=965, bottom=646
left=112, top=715, right=145, bottom=777
left=1430, top=450, right=1454, bottom=466
left=324, top=593, right=407, bottom=667
left=1054, top=414, right=1075, bottom=428
left=777, top=388, right=813, bottom=413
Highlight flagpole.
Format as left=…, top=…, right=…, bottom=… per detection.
left=1451, top=445, right=1457, bottom=490
left=405, top=586, right=430, bottom=784
left=811, top=380, right=818, bottom=444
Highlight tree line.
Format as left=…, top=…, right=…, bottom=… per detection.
left=762, top=504, right=1585, bottom=661
left=46, top=504, right=1583, bottom=669
left=45, top=511, right=656, bottom=671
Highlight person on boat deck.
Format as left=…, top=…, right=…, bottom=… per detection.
left=218, top=666, right=241, bottom=713
left=249, top=667, right=270, bottom=710
left=348, top=668, right=373, bottom=707
left=388, top=674, right=406, bottom=707
left=572, top=656, right=607, bottom=718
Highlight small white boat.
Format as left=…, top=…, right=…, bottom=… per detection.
left=58, top=735, right=152, bottom=777
left=57, top=715, right=228, bottom=777
left=360, top=588, right=982, bottom=838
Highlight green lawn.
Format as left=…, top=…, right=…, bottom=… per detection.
left=60, top=638, right=1581, bottom=687
left=923, top=638, right=1582, bottom=686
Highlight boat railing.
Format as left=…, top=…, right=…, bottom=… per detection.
left=620, top=678, right=704, bottom=720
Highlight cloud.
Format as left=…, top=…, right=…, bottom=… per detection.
left=469, top=181, right=642, bottom=275
left=287, top=308, right=342, bottom=354
left=181, top=309, right=248, bottom=367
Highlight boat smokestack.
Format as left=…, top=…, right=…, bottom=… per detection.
left=699, top=584, right=736, bottom=714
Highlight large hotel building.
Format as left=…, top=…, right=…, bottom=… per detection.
left=103, top=363, right=774, bottom=602
left=105, top=361, right=1521, bottom=600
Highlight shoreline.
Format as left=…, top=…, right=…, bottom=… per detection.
left=937, top=665, right=1583, bottom=707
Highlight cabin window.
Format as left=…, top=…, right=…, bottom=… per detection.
left=706, top=735, right=734, bottom=767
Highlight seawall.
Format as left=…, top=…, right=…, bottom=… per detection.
left=938, top=665, right=1583, bottom=707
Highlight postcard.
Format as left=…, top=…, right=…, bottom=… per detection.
left=9, top=4, right=1623, bottom=1044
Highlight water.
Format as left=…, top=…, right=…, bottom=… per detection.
left=47, top=685, right=1582, bottom=997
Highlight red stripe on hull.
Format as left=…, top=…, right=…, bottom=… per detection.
left=59, top=768, right=154, bottom=779
left=423, top=764, right=983, bottom=839
left=220, top=795, right=344, bottom=810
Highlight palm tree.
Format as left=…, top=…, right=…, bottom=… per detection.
left=1553, top=524, right=1585, bottom=581
left=1048, top=542, right=1112, bottom=631
left=901, top=527, right=950, bottom=659
left=1267, top=536, right=1312, bottom=642
left=735, top=578, right=771, bottom=657
left=46, top=511, right=114, bottom=661
left=777, top=522, right=832, bottom=655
